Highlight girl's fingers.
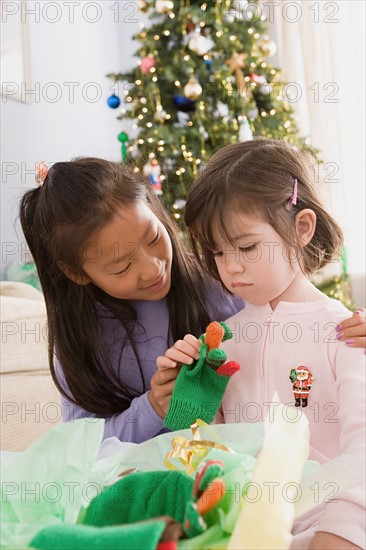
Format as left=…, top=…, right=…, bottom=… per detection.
left=344, top=336, right=366, bottom=349
left=164, top=347, right=198, bottom=365
left=154, top=366, right=181, bottom=385
left=335, top=307, right=366, bottom=349
left=336, top=309, right=366, bottom=350
left=338, top=326, right=366, bottom=340
left=164, top=350, right=194, bottom=365
left=156, top=348, right=196, bottom=370
left=155, top=380, right=176, bottom=397
left=156, top=335, right=201, bottom=371
left=182, top=334, right=201, bottom=356
left=337, top=308, right=366, bottom=331
left=156, top=355, right=178, bottom=370
left=174, top=337, right=201, bottom=359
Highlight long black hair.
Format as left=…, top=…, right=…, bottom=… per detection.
left=20, top=158, right=211, bottom=415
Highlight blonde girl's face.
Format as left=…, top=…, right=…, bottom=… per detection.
left=79, top=201, right=173, bottom=301
left=211, top=211, right=305, bottom=308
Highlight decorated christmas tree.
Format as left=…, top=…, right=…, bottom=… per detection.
left=107, top=0, right=318, bottom=223
left=107, top=0, right=354, bottom=308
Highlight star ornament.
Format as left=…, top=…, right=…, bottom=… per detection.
left=225, top=51, right=248, bottom=93
left=225, top=51, right=247, bottom=72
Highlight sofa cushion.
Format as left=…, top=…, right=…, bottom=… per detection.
left=0, top=293, right=48, bottom=375
left=0, top=280, right=45, bottom=301
left=0, top=281, right=61, bottom=451
left=1, top=371, right=62, bottom=451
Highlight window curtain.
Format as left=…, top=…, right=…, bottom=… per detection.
left=265, top=0, right=365, bottom=303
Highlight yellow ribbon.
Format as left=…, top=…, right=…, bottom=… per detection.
left=164, top=419, right=235, bottom=474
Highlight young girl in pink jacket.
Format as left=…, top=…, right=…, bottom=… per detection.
left=159, top=139, right=365, bottom=549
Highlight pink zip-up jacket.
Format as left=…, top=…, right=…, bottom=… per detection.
left=216, top=298, right=365, bottom=549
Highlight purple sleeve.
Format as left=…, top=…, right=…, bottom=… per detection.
left=55, top=359, right=168, bottom=444
left=60, top=390, right=167, bottom=444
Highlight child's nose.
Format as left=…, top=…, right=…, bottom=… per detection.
left=222, top=252, right=245, bottom=274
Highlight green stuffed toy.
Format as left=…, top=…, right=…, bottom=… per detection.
left=164, top=321, right=240, bottom=430
left=29, top=462, right=227, bottom=550
left=29, top=522, right=169, bottom=550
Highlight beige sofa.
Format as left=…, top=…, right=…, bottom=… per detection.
left=0, top=281, right=61, bottom=451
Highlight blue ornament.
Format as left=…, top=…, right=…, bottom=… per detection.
left=204, top=59, right=213, bottom=72
left=107, top=94, right=121, bottom=109
left=173, top=94, right=196, bottom=113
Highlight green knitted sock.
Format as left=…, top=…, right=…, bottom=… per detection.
left=164, top=344, right=232, bottom=430
left=84, top=470, right=193, bottom=527
left=29, top=521, right=166, bottom=550
left=164, top=321, right=240, bottom=430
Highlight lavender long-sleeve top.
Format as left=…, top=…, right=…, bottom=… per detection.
left=56, top=281, right=244, bottom=443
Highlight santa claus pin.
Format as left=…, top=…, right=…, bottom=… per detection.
left=289, top=366, right=314, bottom=408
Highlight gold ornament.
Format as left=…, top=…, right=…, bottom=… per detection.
left=259, top=36, right=277, bottom=57
left=184, top=76, right=202, bottom=100
left=154, top=100, right=166, bottom=123
left=225, top=51, right=247, bottom=94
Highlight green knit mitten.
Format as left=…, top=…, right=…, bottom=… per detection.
left=164, top=322, right=240, bottom=430
left=84, top=470, right=193, bottom=527
left=29, top=521, right=167, bottom=550
left=30, top=471, right=194, bottom=550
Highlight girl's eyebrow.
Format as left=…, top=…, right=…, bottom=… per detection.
left=231, top=232, right=260, bottom=241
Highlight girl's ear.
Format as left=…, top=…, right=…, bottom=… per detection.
left=295, top=209, right=317, bottom=247
left=57, top=261, right=90, bottom=286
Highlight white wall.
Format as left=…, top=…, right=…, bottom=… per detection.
left=1, top=0, right=143, bottom=276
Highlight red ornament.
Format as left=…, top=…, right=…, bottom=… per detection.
left=186, top=21, right=196, bottom=33
left=250, top=73, right=267, bottom=84
left=140, top=55, right=156, bottom=74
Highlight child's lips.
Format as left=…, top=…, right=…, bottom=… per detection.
left=231, top=282, right=253, bottom=288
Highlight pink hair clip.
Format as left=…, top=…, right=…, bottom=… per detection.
left=288, top=178, right=298, bottom=207
left=35, top=161, right=50, bottom=187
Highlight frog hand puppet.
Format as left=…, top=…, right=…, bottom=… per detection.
left=164, top=321, right=240, bottom=430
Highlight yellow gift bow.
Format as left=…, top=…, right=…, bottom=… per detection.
left=164, top=419, right=234, bottom=474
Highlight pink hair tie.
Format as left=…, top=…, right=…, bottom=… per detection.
left=288, top=178, right=298, bottom=207
left=35, top=161, right=50, bottom=187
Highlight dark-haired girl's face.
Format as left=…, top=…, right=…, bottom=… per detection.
left=79, top=201, right=173, bottom=301
left=211, top=211, right=308, bottom=309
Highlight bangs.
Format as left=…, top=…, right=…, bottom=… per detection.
left=191, top=194, right=259, bottom=254
left=52, top=199, right=134, bottom=273
left=189, top=192, right=225, bottom=254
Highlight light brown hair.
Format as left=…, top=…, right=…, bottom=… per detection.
left=184, top=138, right=343, bottom=283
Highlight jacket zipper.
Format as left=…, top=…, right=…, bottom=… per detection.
left=261, top=309, right=274, bottom=417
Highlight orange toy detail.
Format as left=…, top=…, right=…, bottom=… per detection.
left=196, top=479, right=226, bottom=516
left=205, top=321, right=225, bottom=352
